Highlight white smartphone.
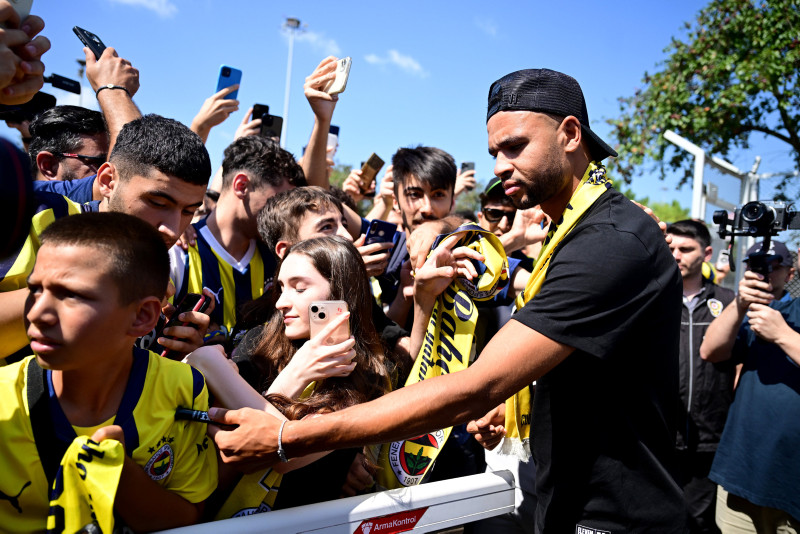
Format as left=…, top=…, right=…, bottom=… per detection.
left=1, top=0, right=33, bottom=28
left=309, top=300, right=350, bottom=345
left=325, top=57, right=352, bottom=95
left=9, top=0, right=33, bottom=20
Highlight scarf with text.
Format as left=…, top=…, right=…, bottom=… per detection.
left=377, top=225, right=508, bottom=488
left=502, top=162, right=612, bottom=459
left=46, top=436, right=124, bottom=534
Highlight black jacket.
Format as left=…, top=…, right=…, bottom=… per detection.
left=676, top=280, right=736, bottom=452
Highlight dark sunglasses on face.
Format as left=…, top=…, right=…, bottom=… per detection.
left=482, top=207, right=516, bottom=224
left=57, top=153, right=107, bottom=168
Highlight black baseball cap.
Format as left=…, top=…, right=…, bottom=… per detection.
left=745, top=240, right=794, bottom=267
left=487, top=68, right=617, bottom=161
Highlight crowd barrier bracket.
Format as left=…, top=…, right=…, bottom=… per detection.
left=158, top=470, right=515, bottom=534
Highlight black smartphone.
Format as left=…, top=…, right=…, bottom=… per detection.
left=460, top=162, right=476, bottom=191
left=260, top=114, right=283, bottom=139
left=73, top=26, right=106, bottom=60
left=159, top=293, right=211, bottom=359
left=365, top=219, right=397, bottom=245
left=252, top=103, right=269, bottom=122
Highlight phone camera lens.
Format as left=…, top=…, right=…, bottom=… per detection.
left=310, top=305, right=318, bottom=313
left=319, top=312, right=326, bottom=320
left=222, top=67, right=231, bottom=76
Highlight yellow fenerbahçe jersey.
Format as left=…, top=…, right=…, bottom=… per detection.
left=0, top=192, right=84, bottom=292
left=0, top=349, right=218, bottom=533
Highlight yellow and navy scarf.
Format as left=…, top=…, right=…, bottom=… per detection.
left=46, top=436, right=125, bottom=534
left=502, top=162, right=612, bottom=458
left=376, top=225, right=508, bottom=488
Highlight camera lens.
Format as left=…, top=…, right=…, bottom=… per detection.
left=741, top=201, right=775, bottom=228
left=310, top=305, right=318, bottom=313
left=222, top=67, right=231, bottom=77
left=319, top=312, right=326, bottom=320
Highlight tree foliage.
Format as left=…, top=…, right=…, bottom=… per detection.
left=621, top=188, right=691, bottom=224
left=608, top=0, right=800, bottom=196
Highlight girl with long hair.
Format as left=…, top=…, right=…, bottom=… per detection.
left=185, top=236, right=391, bottom=515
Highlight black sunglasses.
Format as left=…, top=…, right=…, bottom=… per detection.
left=57, top=153, right=107, bottom=167
left=482, top=207, right=516, bottom=224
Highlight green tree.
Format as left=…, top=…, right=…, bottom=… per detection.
left=609, top=0, right=800, bottom=196
left=621, top=188, right=691, bottom=224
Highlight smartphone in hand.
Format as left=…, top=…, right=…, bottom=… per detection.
left=460, top=162, right=476, bottom=191
left=160, top=293, right=211, bottom=359
left=261, top=114, right=283, bottom=139
left=309, top=301, right=349, bottom=346
left=365, top=219, right=396, bottom=246
left=73, top=26, right=106, bottom=60
left=324, top=57, right=352, bottom=95
left=216, top=65, right=242, bottom=100
left=359, top=153, right=385, bottom=192
left=252, top=103, right=269, bottom=122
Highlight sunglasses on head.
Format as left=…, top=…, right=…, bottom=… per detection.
left=482, top=207, right=516, bottom=224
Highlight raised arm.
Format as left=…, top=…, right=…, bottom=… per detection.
left=190, top=85, right=239, bottom=143
left=84, top=47, right=140, bottom=152
left=300, top=56, right=339, bottom=188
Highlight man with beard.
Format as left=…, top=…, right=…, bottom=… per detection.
left=209, top=68, right=688, bottom=533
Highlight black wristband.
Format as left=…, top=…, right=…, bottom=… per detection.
left=95, top=84, right=130, bottom=97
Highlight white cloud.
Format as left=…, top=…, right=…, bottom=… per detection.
left=364, top=49, right=427, bottom=77
left=292, top=30, right=341, bottom=57
left=474, top=17, right=498, bottom=37
left=108, top=0, right=178, bottom=17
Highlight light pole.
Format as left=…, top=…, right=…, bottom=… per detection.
left=281, top=17, right=303, bottom=149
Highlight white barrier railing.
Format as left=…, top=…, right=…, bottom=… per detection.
left=158, top=470, right=515, bottom=534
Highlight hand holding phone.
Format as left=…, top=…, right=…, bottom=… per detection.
left=309, top=301, right=350, bottom=345
left=160, top=293, right=211, bottom=359
left=73, top=26, right=106, bottom=60
left=216, top=65, right=242, bottom=100
left=324, top=57, right=352, bottom=95
left=359, top=153, right=385, bottom=192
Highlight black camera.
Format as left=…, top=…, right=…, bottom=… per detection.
left=714, top=200, right=800, bottom=275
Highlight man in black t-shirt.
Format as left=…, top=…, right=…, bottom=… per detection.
left=209, top=69, right=689, bottom=534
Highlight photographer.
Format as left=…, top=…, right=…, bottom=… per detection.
left=700, top=240, right=800, bottom=532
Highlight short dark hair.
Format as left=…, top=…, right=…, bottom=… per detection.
left=257, top=186, right=343, bottom=254
left=391, top=146, right=456, bottom=197
left=28, top=105, right=108, bottom=176
left=110, top=114, right=211, bottom=186
left=38, top=212, right=169, bottom=304
left=221, top=136, right=306, bottom=191
left=666, top=219, right=712, bottom=250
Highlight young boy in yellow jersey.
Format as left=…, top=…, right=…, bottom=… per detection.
left=0, top=212, right=217, bottom=533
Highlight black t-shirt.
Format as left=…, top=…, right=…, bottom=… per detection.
left=512, top=190, right=688, bottom=533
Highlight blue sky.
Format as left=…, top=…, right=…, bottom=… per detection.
left=3, top=0, right=796, bottom=218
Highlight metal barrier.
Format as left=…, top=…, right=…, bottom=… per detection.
left=158, top=470, right=515, bottom=534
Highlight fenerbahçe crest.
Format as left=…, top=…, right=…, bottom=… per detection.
left=388, top=430, right=446, bottom=486
left=145, top=443, right=174, bottom=481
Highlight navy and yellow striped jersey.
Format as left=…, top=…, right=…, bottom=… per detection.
left=0, top=349, right=218, bottom=532
left=0, top=192, right=85, bottom=292
left=170, top=218, right=277, bottom=333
